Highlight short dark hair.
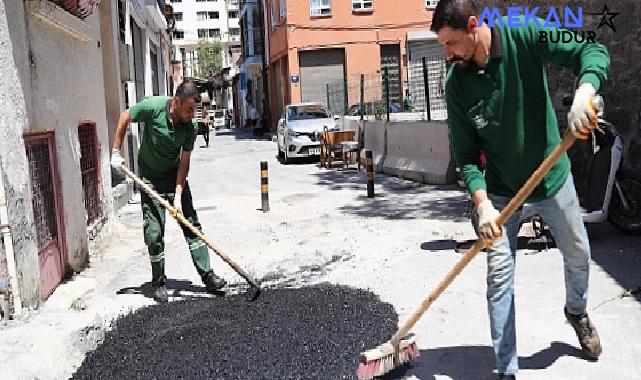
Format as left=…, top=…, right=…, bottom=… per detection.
left=430, top=0, right=478, bottom=33
left=175, top=81, right=201, bottom=103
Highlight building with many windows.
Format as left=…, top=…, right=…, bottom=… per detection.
left=169, top=0, right=242, bottom=109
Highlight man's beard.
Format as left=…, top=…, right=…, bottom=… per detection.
left=449, top=55, right=477, bottom=69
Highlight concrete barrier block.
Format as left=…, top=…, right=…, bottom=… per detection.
left=383, top=121, right=456, bottom=185
left=362, top=121, right=387, bottom=172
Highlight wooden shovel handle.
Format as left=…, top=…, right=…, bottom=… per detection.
left=393, top=131, right=577, bottom=341
left=119, top=166, right=261, bottom=290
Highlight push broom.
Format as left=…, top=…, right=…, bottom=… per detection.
left=356, top=96, right=602, bottom=379
left=118, top=166, right=262, bottom=301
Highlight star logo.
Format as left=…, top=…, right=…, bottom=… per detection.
left=586, top=4, right=619, bottom=33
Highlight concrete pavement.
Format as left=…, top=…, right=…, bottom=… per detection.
left=1, top=128, right=640, bottom=379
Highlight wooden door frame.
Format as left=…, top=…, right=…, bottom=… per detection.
left=23, top=131, right=68, bottom=290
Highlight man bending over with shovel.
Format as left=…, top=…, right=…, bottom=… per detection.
left=110, top=81, right=228, bottom=303
left=431, top=1, right=609, bottom=378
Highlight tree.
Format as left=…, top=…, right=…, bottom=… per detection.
left=195, top=40, right=222, bottom=80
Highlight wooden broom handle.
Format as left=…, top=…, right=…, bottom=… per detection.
left=393, top=131, right=577, bottom=342
left=119, top=166, right=261, bottom=290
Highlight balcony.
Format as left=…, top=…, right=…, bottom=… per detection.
left=145, top=0, right=168, bottom=29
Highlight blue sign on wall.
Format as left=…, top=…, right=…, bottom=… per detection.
left=240, top=72, right=247, bottom=90
left=291, top=75, right=300, bottom=84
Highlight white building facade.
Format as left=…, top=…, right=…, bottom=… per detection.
left=169, top=0, right=242, bottom=109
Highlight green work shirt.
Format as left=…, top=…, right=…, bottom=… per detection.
left=446, top=16, right=610, bottom=202
left=129, top=96, right=197, bottom=180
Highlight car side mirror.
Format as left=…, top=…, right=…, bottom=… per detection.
left=562, top=93, right=573, bottom=107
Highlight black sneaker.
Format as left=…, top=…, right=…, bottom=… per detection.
left=153, top=285, right=168, bottom=303
left=564, top=308, right=602, bottom=360
left=203, top=271, right=227, bottom=293
left=497, top=375, right=516, bottom=380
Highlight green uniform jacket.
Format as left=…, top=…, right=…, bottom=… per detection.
left=446, top=16, right=610, bottom=202
left=129, top=96, right=198, bottom=180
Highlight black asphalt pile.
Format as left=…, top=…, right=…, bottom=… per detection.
left=72, top=285, right=398, bottom=380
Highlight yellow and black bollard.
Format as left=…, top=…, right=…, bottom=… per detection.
left=366, top=150, right=374, bottom=198
left=260, top=161, right=270, bottom=212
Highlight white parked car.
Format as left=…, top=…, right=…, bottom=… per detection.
left=276, top=103, right=340, bottom=164
left=213, top=109, right=230, bottom=129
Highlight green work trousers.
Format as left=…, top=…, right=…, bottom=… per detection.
left=140, top=176, right=211, bottom=287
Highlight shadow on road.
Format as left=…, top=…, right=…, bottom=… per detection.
left=116, top=279, right=224, bottom=300
left=586, top=223, right=641, bottom=302
left=378, top=341, right=584, bottom=379
left=313, top=169, right=469, bottom=221
left=214, top=128, right=273, bottom=141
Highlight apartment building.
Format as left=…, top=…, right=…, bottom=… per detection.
left=265, top=0, right=446, bottom=126
left=169, top=0, right=242, bottom=108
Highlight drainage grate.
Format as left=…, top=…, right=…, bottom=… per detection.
left=78, top=122, right=102, bottom=225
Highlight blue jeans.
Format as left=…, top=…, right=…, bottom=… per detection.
left=473, top=174, right=591, bottom=375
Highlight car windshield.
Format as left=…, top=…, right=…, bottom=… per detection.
left=287, top=105, right=330, bottom=121
left=215, top=111, right=224, bottom=117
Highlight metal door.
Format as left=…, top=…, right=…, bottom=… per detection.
left=380, top=44, right=401, bottom=107
left=299, top=49, right=346, bottom=114
left=24, top=133, right=66, bottom=299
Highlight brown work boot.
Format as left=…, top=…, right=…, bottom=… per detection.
left=153, top=285, right=168, bottom=303
left=203, top=271, right=227, bottom=293
left=564, top=308, right=602, bottom=360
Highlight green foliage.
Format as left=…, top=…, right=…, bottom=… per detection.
left=195, top=40, right=222, bottom=79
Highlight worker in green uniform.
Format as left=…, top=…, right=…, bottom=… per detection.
left=431, top=1, right=609, bottom=378
left=110, top=81, right=227, bottom=303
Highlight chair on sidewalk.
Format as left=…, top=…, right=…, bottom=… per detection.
left=320, top=127, right=356, bottom=169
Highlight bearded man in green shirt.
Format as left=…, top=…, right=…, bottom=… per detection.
left=431, top=1, right=609, bottom=378
left=110, top=81, right=227, bottom=303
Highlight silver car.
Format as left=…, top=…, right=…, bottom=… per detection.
left=276, top=103, right=339, bottom=164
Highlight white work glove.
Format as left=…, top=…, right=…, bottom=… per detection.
left=567, top=83, right=597, bottom=140
left=173, top=193, right=182, bottom=216
left=110, top=149, right=125, bottom=169
left=476, top=199, right=502, bottom=244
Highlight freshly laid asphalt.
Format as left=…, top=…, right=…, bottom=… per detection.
left=72, top=285, right=398, bottom=380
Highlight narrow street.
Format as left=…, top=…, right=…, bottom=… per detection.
left=2, top=129, right=641, bottom=379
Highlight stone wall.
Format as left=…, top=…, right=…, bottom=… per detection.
left=481, top=0, right=641, bottom=176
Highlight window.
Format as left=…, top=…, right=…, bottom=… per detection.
left=173, top=30, right=184, bottom=39
left=198, top=11, right=219, bottom=20
left=200, top=29, right=220, bottom=38
left=309, top=0, right=331, bottom=16
left=229, top=28, right=240, bottom=36
left=279, top=0, right=286, bottom=20
left=174, top=12, right=183, bottom=21
left=352, top=0, right=373, bottom=11
left=425, top=0, right=439, bottom=8
left=287, top=105, right=330, bottom=121
left=228, top=10, right=239, bottom=19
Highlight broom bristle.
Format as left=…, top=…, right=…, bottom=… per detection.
left=355, top=336, right=419, bottom=379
